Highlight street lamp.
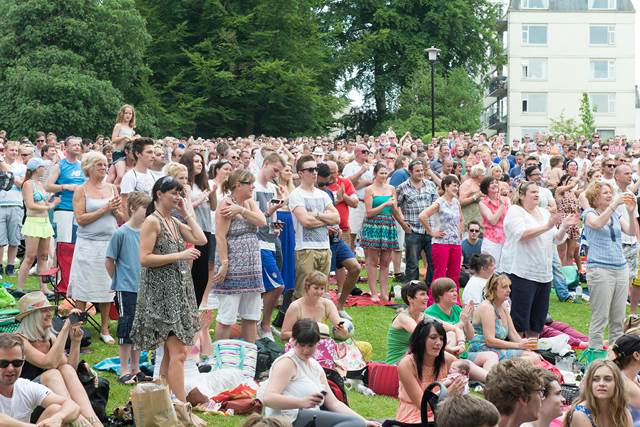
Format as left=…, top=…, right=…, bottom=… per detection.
left=425, top=46, right=440, bottom=138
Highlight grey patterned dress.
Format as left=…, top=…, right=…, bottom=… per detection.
left=131, top=214, right=199, bottom=350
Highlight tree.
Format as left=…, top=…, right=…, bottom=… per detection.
left=549, top=111, right=580, bottom=140
left=0, top=0, right=157, bottom=138
left=136, top=0, right=346, bottom=137
left=377, top=65, right=482, bottom=136
left=579, top=92, right=596, bottom=138
left=328, top=0, right=503, bottom=132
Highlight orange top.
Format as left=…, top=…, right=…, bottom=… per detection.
left=395, top=355, right=449, bottom=423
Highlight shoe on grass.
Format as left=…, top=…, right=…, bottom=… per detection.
left=258, top=327, right=275, bottom=341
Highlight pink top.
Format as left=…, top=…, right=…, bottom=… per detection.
left=481, top=196, right=507, bottom=244
left=396, top=356, right=449, bottom=423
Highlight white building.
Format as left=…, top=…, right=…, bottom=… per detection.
left=483, top=0, right=636, bottom=141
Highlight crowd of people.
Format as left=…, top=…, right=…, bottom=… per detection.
left=2, top=103, right=640, bottom=425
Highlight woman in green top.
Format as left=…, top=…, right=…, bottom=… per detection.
left=385, top=281, right=464, bottom=365
left=424, top=278, right=499, bottom=371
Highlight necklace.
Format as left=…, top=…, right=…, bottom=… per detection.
left=154, top=211, right=180, bottom=242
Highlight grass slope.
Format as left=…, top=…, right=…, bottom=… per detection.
left=11, top=276, right=595, bottom=426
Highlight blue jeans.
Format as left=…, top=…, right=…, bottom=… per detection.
left=552, top=249, right=570, bottom=301
left=405, top=232, right=434, bottom=285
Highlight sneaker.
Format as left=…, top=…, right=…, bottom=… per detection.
left=29, top=265, right=37, bottom=275
left=5, top=265, right=14, bottom=276
left=338, top=310, right=352, bottom=321
left=258, top=327, right=275, bottom=341
left=581, top=293, right=590, bottom=302
left=271, top=326, right=281, bottom=338
left=563, top=295, right=576, bottom=303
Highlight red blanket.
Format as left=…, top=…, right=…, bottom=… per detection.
left=326, top=290, right=397, bottom=307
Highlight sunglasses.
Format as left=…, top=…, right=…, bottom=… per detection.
left=606, top=164, right=616, bottom=168
left=300, top=167, right=318, bottom=173
left=230, top=156, right=239, bottom=160
left=36, top=139, right=45, bottom=143
left=238, top=180, right=253, bottom=185
left=0, top=359, right=25, bottom=368
left=20, top=153, right=30, bottom=157
left=469, top=229, right=480, bottom=233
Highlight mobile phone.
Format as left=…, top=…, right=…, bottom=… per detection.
left=273, top=220, right=284, bottom=229
left=270, top=199, right=283, bottom=205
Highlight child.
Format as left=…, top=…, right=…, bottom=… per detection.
left=105, top=191, right=151, bottom=384
left=442, top=359, right=470, bottom=394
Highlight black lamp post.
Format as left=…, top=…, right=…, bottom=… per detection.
left=425, top=46, right=440, bottom=138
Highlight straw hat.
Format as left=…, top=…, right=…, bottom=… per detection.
left=16, top=291, right=54, bottom=321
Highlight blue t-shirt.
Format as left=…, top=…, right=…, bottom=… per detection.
left=388, top=168, right=410, bottom=188
left=105, top=224, right=141, bottom=292
left=461, top=238, right=483, bottom=267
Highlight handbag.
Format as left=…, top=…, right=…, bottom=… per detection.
left=211, top=339, right=258, bottom=379
left=381, top=381, right=448, bottom=427
left=363, top=362, right=399, bottom=397
left=77, top=360, right=109, bottom=422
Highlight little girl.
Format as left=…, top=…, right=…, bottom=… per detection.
left=111, top=104, right=140, bottom=163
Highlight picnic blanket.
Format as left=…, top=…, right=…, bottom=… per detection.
left=327, top=290, right=400, bottom=307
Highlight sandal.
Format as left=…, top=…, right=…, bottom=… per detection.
left=100, top=334, right=116, bottom=345
left=118, top=373, right=138, bottom=385
left=135, top=371, right=153, bottom=382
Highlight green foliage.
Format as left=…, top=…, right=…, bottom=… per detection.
left=136, top=0, right=346, bottom=137
left=549, top=111, right=580, bottom=140
left=330, top=0, right=502, bottom=132
left=0, top=0, right=155, bottom=138
left=579, top=92, right=596, bottom=138
left=379, top=66, right=482, bottom=136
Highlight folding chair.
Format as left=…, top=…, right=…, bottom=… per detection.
left=42, top=242, right=101, bottom=332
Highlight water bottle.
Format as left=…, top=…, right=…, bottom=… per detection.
left=574, top=286, right=582, bottom=304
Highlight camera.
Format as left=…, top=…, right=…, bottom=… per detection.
left=69, top=312, right=88, bottom=324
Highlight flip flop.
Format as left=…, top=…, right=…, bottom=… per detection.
left=118, top=373, right=137, bottom=385
left=135, top=371, right=153, bottom=382
left=100, top=334, right=116, bottom=345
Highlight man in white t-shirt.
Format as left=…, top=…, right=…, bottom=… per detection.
left=289, top=155, right=340, bottom=298
left=120, top=137, right=162, bottom=215
left=0, top=333, right=80, bottom=425
left=0, top=141, right=26, bottom=276
left=342, top=144, right=373, bottom=251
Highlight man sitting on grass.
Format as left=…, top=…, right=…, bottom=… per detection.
left=0, top=332, right=80, bottom=426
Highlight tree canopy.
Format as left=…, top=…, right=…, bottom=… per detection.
left=0, top=0, right=503, bottom=138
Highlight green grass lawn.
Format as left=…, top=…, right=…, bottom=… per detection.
left=11, top=275, right=597, bottom=426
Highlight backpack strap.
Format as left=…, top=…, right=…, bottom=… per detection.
left=420, top=381, right=448, bottom=425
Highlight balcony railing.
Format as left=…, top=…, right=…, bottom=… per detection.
left=487, top=76, right=507, bottom=98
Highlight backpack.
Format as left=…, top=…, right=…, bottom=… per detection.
left=323, top=368, right=348, bottom=407
left=255, top=338, right=283, bottom=379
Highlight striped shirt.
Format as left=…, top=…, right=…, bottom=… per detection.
left=396, top=178, right=437, bottom=234
left=582, top=208, right=626, bottom=270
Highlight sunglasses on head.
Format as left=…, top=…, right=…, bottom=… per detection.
left=0, top=359, right=25, bottom=368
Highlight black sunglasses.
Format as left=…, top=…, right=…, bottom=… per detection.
left=238, top=180, right=253, bottom=185
left=469, top=229, right=480, bottom=233
left=606, top=164, right=616, bottom=168
left=0, top=359, right=25, bottom=368
left=300, top=167, right=318, bottom=173
left=317, top=181, right=328, bottom=187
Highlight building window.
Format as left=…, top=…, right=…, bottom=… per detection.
left=522, top=58, right=547, bottom=80
left=522, top=0, right=548, bottom=8
left=521, top=93, right=547, bottom=113
left=589, top=93, right=616, bottom=114
left=596, top=129, right=615, bottom=140
left=590, top=59, right=615, bottom=80
left=522, top=24, right=547, bottom=45
left=589, top=25, right=615, bottom=45
left=589, top=0, right=617, bottom=9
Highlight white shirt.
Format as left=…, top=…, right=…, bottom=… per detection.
left=288, top=186, right=332, bottom=250
left=462, top=276, right=486, bottom=306
left=500, top=205, right=556, bottom=283
left=575, top=157, right=591, bottom=174
left=342, top=160, right=373, bottom=200
left=0, top=378, right=51, bottom=422
left=538, top=186, right=554, bottom=210
left=120, top=168, right=162, bottom=195
left=615, top=185, right=638, bottom=245
left=0, top=161, right=27, bottom=206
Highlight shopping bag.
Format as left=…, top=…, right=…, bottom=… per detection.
left=131, top=381, right=178, bottom=427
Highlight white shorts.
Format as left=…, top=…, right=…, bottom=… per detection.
left=215, top=292, right=262, bottom=325
left=348, top=201, right=366, bottom=235
left=481, top=239, right=503, bottom=270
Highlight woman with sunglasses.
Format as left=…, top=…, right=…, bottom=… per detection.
left=212, top=169, right=266, bottom=343
left=131, top=176, right=206, bottom=404
left=582, top=181, right=637, bottom=352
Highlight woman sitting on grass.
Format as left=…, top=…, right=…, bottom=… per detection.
left=564, top=360, right=631, bottom=427
left=16, top=292, right=104, bottom=426
left=262, top=319, right=380, bottom=427
left=467, top=274, right=541, bottom=362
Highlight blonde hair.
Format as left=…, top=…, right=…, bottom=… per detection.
left=584, top=181, right=613, bottom=209
left=163, top=161, right=188, bottom=179
left=116, top=104, right=136, bottom=128
left=483, top=274, right=511, bottom=302
left=304, top=271, right=328, bottom=291
left=16, top=309, right=55, bottom=342
left=564, top=360, right=630, bottom=427
left=81, top=151, right=108, bottom=176
left=470, top=164, right=486, bottom=178
left=126, top=191, right=151, bottom=217
left=222, top=169, right=254, bottom=194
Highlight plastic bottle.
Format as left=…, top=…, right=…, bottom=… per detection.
left=574, top=286, right=582, bottom=304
